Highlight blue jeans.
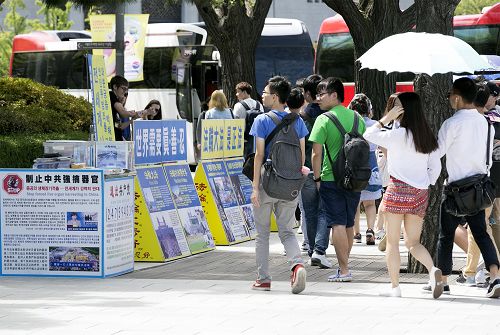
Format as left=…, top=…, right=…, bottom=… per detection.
left=301, top=174, right=329, bottom=256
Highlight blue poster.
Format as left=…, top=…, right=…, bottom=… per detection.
left=136, top=166, right=191, bottom=258
left=136, top=167, right=175, bottom=212
left=202, top=160, right=249, bottom=242
left=224, top=158, right=256, bottom=238
left=134, top=120, right=187, bottom=165
left=163, top=164, right=215, bottom=253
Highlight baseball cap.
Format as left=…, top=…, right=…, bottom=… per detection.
left=486, top=82, right=500, bottom=97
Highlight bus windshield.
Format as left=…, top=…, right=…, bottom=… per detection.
left=454, top=26, right=500, bottom=55
left=316, top=32, right=354, bottom=82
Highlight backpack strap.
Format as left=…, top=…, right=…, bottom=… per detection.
left=229, top=108, right=235, bottom=119
left=240, top=101, right=251, bottom=111
left=255, top=101, right=261, bottom=110
left=323, top=112, right=345, bottom=173
left=264, top=112, right=295, bottom=147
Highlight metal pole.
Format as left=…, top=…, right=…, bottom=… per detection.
left=115, top=3, right=125, bottom=76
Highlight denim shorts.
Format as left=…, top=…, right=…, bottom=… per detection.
left=319, top=181, right=361, bottom=228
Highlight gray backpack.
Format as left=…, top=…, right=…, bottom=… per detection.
left=262, top=112, right=306, bottom=201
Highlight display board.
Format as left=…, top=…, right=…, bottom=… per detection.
left=134, top=166, right=190, bottom=261
left=200, top=119, right=244, bottom=160
left=194, top=160, right=250, bottom=245
left=224, top=158, right=256, bottom=238
left=0, top=169, right=134, bottom=277
left=133, top=120, right=187, bottom=165
left=163, top=163, right=215, bottom=253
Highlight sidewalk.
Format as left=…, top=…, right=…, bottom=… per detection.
left=0, top=219, right=498, bottom=335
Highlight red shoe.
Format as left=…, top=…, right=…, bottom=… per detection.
left=252, top=280, right=271, bottom=291
left=291, top=264, right=307, bottom=294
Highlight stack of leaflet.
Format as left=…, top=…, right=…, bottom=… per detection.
left=33, top=154, right=72, bottom=169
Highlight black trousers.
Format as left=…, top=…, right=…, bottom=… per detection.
left=437, top=204, right=499, bottom=276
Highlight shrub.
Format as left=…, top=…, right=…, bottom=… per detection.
left=0, top=77, right=92, bottom=135
left=0, top=131, right=89, bottom=168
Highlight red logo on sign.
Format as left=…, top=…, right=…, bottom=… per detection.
left=2, top=174, right=23, bottom=195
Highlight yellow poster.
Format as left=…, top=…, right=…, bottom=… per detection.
left=133, top=178, right=165, bottom=262
left=88, top=55, right=115, bottom=141
left=224, top=119, right=245, bottom=158
left=90, top=14, right=149, bottom=82
left=200, top=119, right=225, bottom=160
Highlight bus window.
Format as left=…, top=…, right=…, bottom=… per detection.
left=316, top=32, right=354, bottom=82
left=454, top=26, right=500, bottom=55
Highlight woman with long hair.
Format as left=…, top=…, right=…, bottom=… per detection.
left=205, top=90, right=234, bottom=119
left=143, top=99, right=162, bottom=120
left=364, top=92, right=443, bottom=298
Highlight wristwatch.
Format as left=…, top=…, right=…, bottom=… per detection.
left=313, top=176, right=321, bottom=182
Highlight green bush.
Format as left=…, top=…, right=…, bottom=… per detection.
left=0, top=131, right=89, bottom=168
left=0, top=77, right=92, bottom=135
left=0, top=77, right=92, bottom=167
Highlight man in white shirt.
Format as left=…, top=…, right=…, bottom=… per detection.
left=437, top=77, right=500, bottom=298
left=233, top=82, right=265, bottom=157
left=233, top=82, right=265, bottom=119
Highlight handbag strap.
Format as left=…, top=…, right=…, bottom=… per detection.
left=486, top=117, right=492, bottom=169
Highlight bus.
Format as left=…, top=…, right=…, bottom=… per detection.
left=10, top=23, right=220, bottom=164
left=315, top=3, right=500, bottom=104
left=197, top=18, right=315, bottom=93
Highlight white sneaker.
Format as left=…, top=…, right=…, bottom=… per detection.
left=475, top=269, right=487, bottom=286
left=310, top=252, right=333, bottom=269
left=379, top=285, right=402, bottom=297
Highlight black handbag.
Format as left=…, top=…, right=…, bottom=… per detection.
left=241, top=113, right=288, bottom=181
left=443, top=119, right=496, bottom=217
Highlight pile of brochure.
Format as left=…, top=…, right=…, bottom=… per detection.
left=32, top=155, right=72, bottom=169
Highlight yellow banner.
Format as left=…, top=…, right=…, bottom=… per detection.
left=90, top=14, right=149, bottom=82
left=224, top=119, right=245, bottom=158
left=200, top=119, right=225, bottom=160
left=89, top=55, right=115, bottom=141
left=200, top=119, right=245, bottom=160
left=89, top=15, right=115, bottom=79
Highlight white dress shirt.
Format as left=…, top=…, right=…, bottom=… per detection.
left=438, top=108, right=494, bottom=183
left=364, top=126, right=441, bottom=189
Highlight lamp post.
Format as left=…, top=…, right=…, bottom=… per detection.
left=115, top=2, right=125, bottom=76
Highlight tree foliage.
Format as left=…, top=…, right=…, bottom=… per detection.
left=455, top=0, right=498, bottom=15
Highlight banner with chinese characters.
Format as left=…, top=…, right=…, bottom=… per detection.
left=90, top=14, right=149, bottom=81
left=87, top=55, right=115, bottom=141
left=135, top=166, right=191, bottom=261
left=163, top=164, right=215, bottom=254
left=0, top=169, right=134, bottom=277
left=200, top=119, right=245, bottom=160
left=103, top=175, right=135, bottom=276
left=194, top=160, right=250, bottom=245
left=134, top=120, right=187, bottom=165
left=224, top=158, right=256, bottom=238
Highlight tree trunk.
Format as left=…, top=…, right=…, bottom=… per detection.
left=323, top=0, right=415, bottom=118
left=407, top=0, right=460, bottom=273
left=193, top=0, right=272, bottom=106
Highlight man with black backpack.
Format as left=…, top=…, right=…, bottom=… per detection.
left=249, top=76, right=309, bottom=294
left=233, top=82, right=265, bottom=157
left=309, top=77, right=368, bottom=283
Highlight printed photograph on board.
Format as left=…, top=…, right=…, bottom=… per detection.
left=66, top=212, right=98, bottom=231
left=49, top=247, right=100, bottom=272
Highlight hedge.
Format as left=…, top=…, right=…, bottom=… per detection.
left=0, top=77, right=92, bottom=167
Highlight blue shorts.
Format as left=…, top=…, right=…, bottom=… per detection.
left=319, top=181, right=361, bottom=228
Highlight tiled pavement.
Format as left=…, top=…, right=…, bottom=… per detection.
left=1, top=220, right=498, bottom=335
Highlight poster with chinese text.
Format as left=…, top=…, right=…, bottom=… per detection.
left=163, top=164, right=215, bottom=254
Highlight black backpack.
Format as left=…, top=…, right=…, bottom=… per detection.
left=324, top=112, right=371, bottom=192
left=241, top=100, right=262, bottom=140
left=261, top=112, right=306, bottom=201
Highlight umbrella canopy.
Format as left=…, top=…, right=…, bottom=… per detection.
left=357, top=32, right=492, bottom=76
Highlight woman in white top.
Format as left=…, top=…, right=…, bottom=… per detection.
left=364, top=92, right=443, bottom=298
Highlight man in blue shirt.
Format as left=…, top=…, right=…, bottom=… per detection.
left=250, top=76, right=309, bottom=294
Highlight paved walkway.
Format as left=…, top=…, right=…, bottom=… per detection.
left=0, top=220, right=498, bottom=335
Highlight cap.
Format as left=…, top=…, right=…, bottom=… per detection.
left=486, top=82, right=500, bottom=97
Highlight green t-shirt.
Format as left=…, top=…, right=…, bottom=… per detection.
left=308, top=104, right=366, bottom=181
